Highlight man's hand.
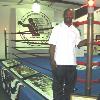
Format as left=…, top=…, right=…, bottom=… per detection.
left=77, top=39, right=87, bottom=48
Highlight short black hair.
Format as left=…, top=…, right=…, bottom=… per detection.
left=63, top=8, right=73, bottom=17
left=28, top=18, right=33, bottom=21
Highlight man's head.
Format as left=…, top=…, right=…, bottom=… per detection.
left=28, top=18, right=33, bottom=23
left=63, top=8, right=74, bottom=26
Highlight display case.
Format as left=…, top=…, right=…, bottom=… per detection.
left=24, top=73, right=53, bottom=100
left=10, top=65, right=39, bottom=79
left=2, top=59, right=39, bottom=78
left=2, top=59, right=20, bottom=68
left=1, top=59, right=53, bottom=100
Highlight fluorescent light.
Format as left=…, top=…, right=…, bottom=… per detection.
left=32, top=2, right=40, bottom=13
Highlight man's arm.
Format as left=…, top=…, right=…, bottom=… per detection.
left=49, top=44, right=56, bottom=70
left=77, top=39, right=87, bottom=48
left=18, top=21, right=28, bottom=27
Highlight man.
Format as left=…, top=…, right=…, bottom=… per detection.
left=18, top=18, right=39, bottom=36
left=48, top=8, right=87, bottom=100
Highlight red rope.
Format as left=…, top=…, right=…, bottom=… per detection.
left=77, top=77, right=100, bottom=83
left=77, top=61, right=100, bottom=66
left=77, top=61, right=86, bottom=65
left=73, top=20, right=100, bottom=27
left=94, top=41, right=100, bottom=45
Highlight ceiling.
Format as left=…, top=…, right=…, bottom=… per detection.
left=0, top=0, right=100, bottom=8
left=63, top=0, right=100, bottom=7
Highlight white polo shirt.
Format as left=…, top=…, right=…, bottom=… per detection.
left=48, top=22, right=81, bottom=65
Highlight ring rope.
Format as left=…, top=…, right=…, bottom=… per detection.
left=77, top=61, right=100, bottom=66
left=73, top=20, right=100, bottom=27
left=77, top=77, right=100, bottom=83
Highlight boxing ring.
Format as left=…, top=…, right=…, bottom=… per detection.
left=0, top=10, right=100, bottom=100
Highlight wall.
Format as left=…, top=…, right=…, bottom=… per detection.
left=0, top=7, right=10, bottom=59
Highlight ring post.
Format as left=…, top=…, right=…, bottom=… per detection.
left=85, top=0, right=95, bottom=96
left=4, top=28, right=7, bottom=60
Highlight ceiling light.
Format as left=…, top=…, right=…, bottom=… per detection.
left=88, top=0, right=95, bottom=7
left=32, top=0, right=40, bottom=13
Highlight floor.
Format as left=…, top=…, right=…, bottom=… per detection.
left=0, top=83, right=10, bottom=100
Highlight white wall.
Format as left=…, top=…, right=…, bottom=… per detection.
left=0, top=7, right=10, bottom=59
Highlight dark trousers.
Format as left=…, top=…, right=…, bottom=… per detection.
left=52, top=65, right=77, bottom=100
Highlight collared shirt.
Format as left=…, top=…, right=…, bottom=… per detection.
left=48, top=22, right=81, bottom=65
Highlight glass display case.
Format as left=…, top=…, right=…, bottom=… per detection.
left=2, top=59, right=20, bottom=68
left=24, top=73, right=53, bottom=100
left=10, top=65, right=39, bottom=79
left=2, top=59, right=39, bottom=78
left=2, top=59, right=53, bottom=100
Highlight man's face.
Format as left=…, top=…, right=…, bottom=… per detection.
left=64, top=10, right=74, bottom=24
left=28, top=18, right=33, bottom=24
